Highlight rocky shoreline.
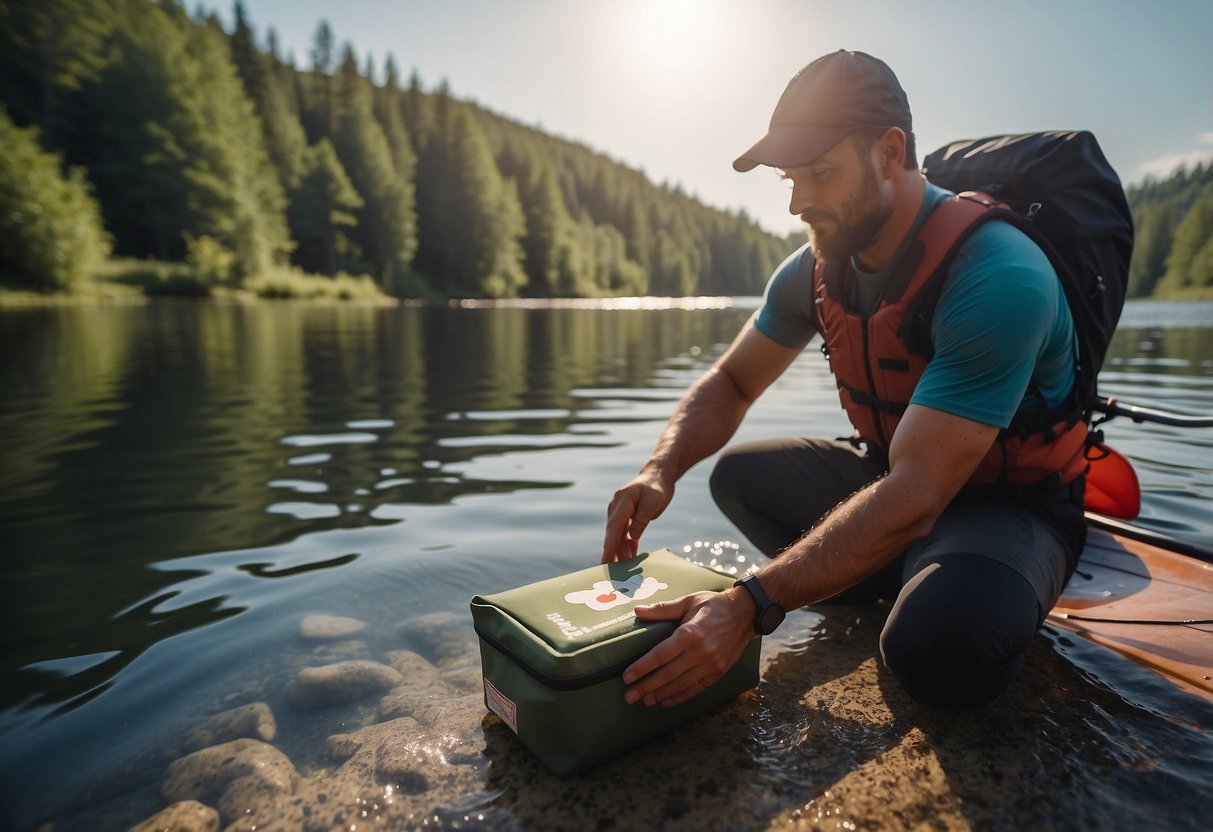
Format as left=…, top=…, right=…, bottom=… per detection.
left=24, top=604, right=1213, bottom=831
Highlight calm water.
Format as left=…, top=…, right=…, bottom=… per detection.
left=1, top=299, right=1211, bottom=830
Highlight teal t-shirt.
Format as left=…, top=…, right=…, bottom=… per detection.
left=754, top=182, right=1077, bottom=429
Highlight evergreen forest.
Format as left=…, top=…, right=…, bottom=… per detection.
left=0, top=0, right=794, bottom=301
left=1124, top=163, right=1213, bottom=300
left=1, top=0, right=1210, bottom=301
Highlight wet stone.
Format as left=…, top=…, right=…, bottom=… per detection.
left=323, top=716, right=479, bottom=799
left=162, top=739, right=297, bottom=805
left=308, top=639, right=371, bottom=664
left=162, top=739, right=299, bottom=829
left=183, top=703, right=277, bottom=752
left=383, top=649, right=442, bottom=683
left=126, top=800, right=220, bottom=832
left=299, top=614, right=366, bottom=640
left=396, top=611, right=477, bottom=666
left=292, top=661, right=404, bottom=710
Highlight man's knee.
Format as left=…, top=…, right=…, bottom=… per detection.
left=708, top=446, right=750, bottom=514
left=879, top=558, right=1040, bottom=707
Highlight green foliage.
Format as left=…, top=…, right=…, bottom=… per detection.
left=0, top=108, right=111, bottom=291
left=415, top=102, right=527, bottom=297
left=184, top=233, right=237, bottom=287
left=103, top=257, right=211, bottom=297
left=0, top=1, right=791, bottom=300
left=288, top=139, right=363, bottom=275
left=332, top=51, right=418, bottom=284
left=245, top=266, right=386, bottom=301
left=72, top=3, right=290, bottom=276
left=1155, top=182, right=1213, bottom=297
left=1125, top=163, right=1213, bottom=299
left=229, top=1, right=307, bottom=189
left=0, top=0, right=117, bottom=145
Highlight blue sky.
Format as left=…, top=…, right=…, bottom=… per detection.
left=215, top=0, right=1213, bottom=235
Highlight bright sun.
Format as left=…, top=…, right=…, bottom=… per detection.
left=624, top=0, right=726, bottom=79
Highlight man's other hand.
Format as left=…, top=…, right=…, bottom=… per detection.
left=621, top=589, right=755, bottom=707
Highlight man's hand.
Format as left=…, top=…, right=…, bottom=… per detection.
left=601, top=465, right=674, bottom=563
left=599, top=324, right=802, bottom=564
left=621, top=588, right=755, bottom=707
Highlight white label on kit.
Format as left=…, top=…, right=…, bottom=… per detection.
left=484, top=677, right=518, bottom=734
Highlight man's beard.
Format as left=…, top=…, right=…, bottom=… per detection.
left=802, top=167, right=894, bottom=263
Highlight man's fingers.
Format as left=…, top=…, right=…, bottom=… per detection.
left=623, top=648, right=696, bottom=704
left=602, top=475, right=674, bottom=562
left=633, top=595, right=691, bottom=623
left=650, top=666, right=718, bottom=708
left=601, top=490, right=639, bottom=562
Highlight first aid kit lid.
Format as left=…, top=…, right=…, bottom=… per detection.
left=470, top=549, right=736, bottom=684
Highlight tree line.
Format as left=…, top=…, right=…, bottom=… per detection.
left=1125, top=162, right=1213, bottom=299
left=0, top=0, right=792, bottom=299
left=3, top=1, right=1208, bottom=301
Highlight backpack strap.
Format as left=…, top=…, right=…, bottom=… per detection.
left=898, top=192, right=1023, bottom=359
left=902, top=193, right=1089, bottom=437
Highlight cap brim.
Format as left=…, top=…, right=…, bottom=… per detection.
left=732, top=124, right=856, bottom=172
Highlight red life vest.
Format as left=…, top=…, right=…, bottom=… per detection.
left=811, top=192, right=1088, bottom=487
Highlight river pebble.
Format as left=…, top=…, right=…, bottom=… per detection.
left=292, top=660, right=404, bottom=709
left=126, top=800, right=219, bottom=832
left=162, top=739, right=298, bottom=828
left=396, top=611, right=477, bottom=665
left=183, top=702, right=276, bottom=752
left=299, top=614, right=366, bottom=640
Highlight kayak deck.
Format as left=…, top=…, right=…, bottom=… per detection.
left=1048, top=519, right=1213, bottom=701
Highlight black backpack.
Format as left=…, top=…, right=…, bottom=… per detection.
left=921, top=131, right=1134, bottom=418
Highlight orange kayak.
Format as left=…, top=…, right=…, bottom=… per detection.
left=1049, top=515, right=1213, bottom=702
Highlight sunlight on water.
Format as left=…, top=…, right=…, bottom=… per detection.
left=0, top=301, right=1210, bottom=831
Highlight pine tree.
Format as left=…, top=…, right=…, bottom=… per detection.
left=333, top=49, right=416, bottom=283
left=373, top=62, right=418, bottom=182
left=288, top=139, right=363, bottom=274
left=1127, top=204, right=1175, bottom=298
left=309, top=20, right=335, bottom=138
left=415, top=104, right=526, bottom=297
left=501, top=143, right=578, bottom=295
left=78, top=2, right=289, bottom=273
left=0, top=107, right=111, bottom=291
left=0, top=0, right=117, bottom=146
left=1158, top=185, right=1213, bottom=295
left=229, top=1, right=307, bottom=189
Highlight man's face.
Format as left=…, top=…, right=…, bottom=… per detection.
left=779, top=136, right=894, bottom=263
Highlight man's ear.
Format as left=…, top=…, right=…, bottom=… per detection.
left=879, top=127, right=906, bottom=176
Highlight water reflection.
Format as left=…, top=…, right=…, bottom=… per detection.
left=0, top=303, right=748, bottom=720
left=0, top=300, right=1210, bottom=830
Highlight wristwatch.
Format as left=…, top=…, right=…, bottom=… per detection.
left=734, top=573, right=786, bottom=635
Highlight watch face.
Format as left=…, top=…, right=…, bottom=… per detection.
left=758, top=604, right=786, bottom=635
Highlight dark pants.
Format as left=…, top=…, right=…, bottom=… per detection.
left=709, top=437, right=1086, bottom=707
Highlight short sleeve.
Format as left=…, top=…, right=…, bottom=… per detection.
left=910, top=222, right=1070, bottom=428
left=754, top=242, right=818, bottom=350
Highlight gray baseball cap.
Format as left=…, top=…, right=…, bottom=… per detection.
left=733, top=50, right=912, bottom=172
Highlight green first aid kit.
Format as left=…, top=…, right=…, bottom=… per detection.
left=470, top=549, right=761, bottom=775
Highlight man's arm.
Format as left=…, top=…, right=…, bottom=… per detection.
left=620, top=403, right=1000, bottom=706
left=601, top=319, right=803, bottom=562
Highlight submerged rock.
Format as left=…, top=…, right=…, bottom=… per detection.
left=396, top=611, right=477, bottom=666
left=292, top=660, right=404, bottom=710
left=308, top=638, right=371, bottom=664
left=326, top=716, right=477, bottom=792
left=162, top=739, right=297, bottom=804
left=162, top=739, right=299, bottom=829
left=383, top=648, right=442, bottom=682
left=183, top=703, right=276, bottom=752
left=300, top=614, right=366, bottom=640
left=126, top=800, right=219, bottom=832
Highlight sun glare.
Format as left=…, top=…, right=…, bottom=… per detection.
left=625, top=0, right=725, bottom=79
